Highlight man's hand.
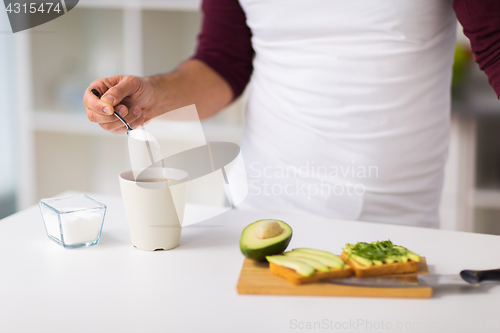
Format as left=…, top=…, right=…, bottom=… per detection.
left=83, top=75, right=156, bottom=134
left=83, top=60, right=234, bottom=134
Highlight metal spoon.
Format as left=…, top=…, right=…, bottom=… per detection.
left=90, top=89, right=132, bottom=132
left=90, top=88, right=157, bottom=165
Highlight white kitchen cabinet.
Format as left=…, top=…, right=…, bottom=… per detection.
left=16, top=0, right=245, bottom=208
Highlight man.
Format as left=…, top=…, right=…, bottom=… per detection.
left=83, top=0, right=500, bottom=227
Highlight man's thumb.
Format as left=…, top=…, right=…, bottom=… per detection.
left=101, top=77, right=138, bottom=107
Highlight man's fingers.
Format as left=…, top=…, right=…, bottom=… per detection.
left=115, top=105, right=129, bottom=118
left=99, top=106, right=141, bottom=132
left=101, top=76, right=140, bottom=108
left=86, top=104, right=129, bottom=124
left=110, top=126, right=128, bottom=135
left=108, top=110, right=145, bottom=134
left=86, top=107, right=117, bottom=124
left=127, top=108, right=146, bottom=130
left=99, top=118, right=128, bottom=132
left=83, top=86, right=116, bottom=116
left=84, top=76, right=146, bottom=134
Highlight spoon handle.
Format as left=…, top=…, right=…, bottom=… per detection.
left=90, top=89, right=133, bottom=132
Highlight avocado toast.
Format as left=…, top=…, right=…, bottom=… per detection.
left=239, top=221, right=422, bottom=285
left=267, top=248, right=354, bottom=285
left=341, top=240, right=420, bottom=277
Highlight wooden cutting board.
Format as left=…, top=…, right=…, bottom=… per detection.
left=237, top=257, right=432, bottom=298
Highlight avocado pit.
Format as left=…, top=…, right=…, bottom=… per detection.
left=254, top=220, right=283, bottom=239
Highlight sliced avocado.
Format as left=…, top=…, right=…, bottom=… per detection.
left=240, top=219, right=292, bottom=261
left=292, top=248, right=341, bottom=261
left=292, top=250, right=344, bottom=268
left=384, top=257, right=395, bottom=264
left=407, top=252, right=420, bottom=262
left=266, top=255, right=315, bottom=277
left=345, top=252, right=373, bottom=267
left=285, top=250, right=344, bottom=269
left=283, top=254, right=329, bottom=272
left=388, top=255, right=400, bottom=263
left=394, top=245, right=421, bottom=260
left=372, top=260, right=383, bottom=266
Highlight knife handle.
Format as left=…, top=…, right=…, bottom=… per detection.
left=460, top=269, right=500, bottom=284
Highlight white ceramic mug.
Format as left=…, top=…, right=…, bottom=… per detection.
left=119, top=168, right=188, bottom=251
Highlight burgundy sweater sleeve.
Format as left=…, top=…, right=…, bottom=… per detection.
left=453, top=0, right=500, bottom=98
left=192, top=0, right=255, bottom=99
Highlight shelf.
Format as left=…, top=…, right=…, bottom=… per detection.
left=474, top=189, right=500, bottom=209
left=77, top=0, right=201, bottom=11
left=33, top=110, right=244, bottom=143
left=30, top=7, right=202, bottom=111
left=17, top=0, right=238, bottom=211
left=142, top=10, right=201, bottom=76
left=31, top=7, right=125, bottom=112
left=34, top=110, right=114, bottom=136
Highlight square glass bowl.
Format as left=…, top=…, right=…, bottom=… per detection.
left=39, top=194, right=106, bottom=248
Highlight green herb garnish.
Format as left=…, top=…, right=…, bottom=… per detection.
left=345, top=240, right=411, bottom=261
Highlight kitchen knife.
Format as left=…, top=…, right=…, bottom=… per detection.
left=327, top=269, right=500, bottom=288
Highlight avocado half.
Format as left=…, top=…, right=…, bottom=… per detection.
left=240, top=219, right=292, bottom=261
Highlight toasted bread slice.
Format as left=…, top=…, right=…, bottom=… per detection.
left=269, top=262, right=354, bottom=285
left=340, top=252, right=418, bottom=277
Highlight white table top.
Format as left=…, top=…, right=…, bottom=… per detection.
left=1, top=192, right=500, bottom=333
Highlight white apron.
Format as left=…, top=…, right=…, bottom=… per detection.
left=236, top=0, right=457, bottom=227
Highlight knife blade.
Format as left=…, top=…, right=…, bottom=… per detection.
left=326, top=269, right=500, bottom=288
